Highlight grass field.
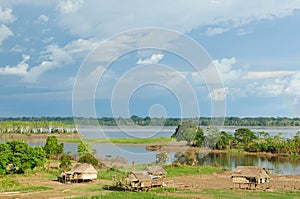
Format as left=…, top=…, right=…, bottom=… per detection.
left=58, top=137, right=174, bottom=144
left=164, top=165, right=223, bottom=177
left=67, top=187, right=300, bottom=199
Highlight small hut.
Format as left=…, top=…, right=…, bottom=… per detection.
left=231, top=166, right=270, bottom=189
left=127, top=171, right=152, bottom=190
left=144, top=166, right=167, bottom=178
left=60, top=163, right=97, bottom=183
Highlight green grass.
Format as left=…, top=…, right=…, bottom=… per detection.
left=5, top=186, right=52, bottom=192
left=0, top=176, right=52, bottom=192
left=0, top=176, right=21, bottom=191
left=72, top=191, right=188, bottom=199
left=199, top=188, right=300, bottom=199
left=164, top=165, right=223, bottom=177
left=58, top=137, right=174, bottom=144
left=97, top=168, right=128, bottom=180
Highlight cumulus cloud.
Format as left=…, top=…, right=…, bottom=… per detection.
left=0, top=6, right=15, bottom=23
left=0, top=24, right=13, bottom=45
left=23, top=44, right=73, bottom=83
left=206, top=27, right=229, bottom=36
left=22, top=38, right=97, bottom=83
left=35, top=14, right=49, bottom=24
left=137, top=53, right=164, bottom=65
left=57, top=0, right=83, bottom=14
left=209, top=87, right=228, bottom=101
left=0, top=54, right=29, bottom=75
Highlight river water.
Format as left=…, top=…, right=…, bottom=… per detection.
left=2, top=126, right=300, bottom=175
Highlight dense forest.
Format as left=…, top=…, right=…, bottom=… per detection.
left=1, top=116, right=300, bottom=128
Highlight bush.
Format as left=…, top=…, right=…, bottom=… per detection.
left=79, top=154, right=99, bottom=167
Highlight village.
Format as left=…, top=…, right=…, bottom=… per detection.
left=1, top=160, right=300, bottom=199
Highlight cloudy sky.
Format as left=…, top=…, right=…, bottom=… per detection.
left=0, top=0, right=300, bottom=118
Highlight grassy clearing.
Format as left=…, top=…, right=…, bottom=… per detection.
left=0, top=176, right=52, bottom=193
left=151, top=188, right=300, bottom=199
left=72, top=191, right=188, bottom=199
left=199, top=188, right=300, bottom=199
left=58, top=137, right=174, bottom=144
left=97, top=168, right=127, bottom=180
left=164, top=165, right=223, bottom=177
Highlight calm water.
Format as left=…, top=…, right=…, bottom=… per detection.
left=1, top=126, right=300, bottom=174
left=78, top=126, right=300, bottom=139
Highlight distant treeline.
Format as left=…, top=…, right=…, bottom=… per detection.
left=1, top=116, right=300, bottom=127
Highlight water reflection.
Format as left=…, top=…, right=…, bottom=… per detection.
left=198, top=153, right=300, bottom=175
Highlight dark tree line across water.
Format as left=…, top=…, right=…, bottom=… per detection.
left=1, top=116, right=300, bottom=127
left=172, top=120, right=300, bottom=156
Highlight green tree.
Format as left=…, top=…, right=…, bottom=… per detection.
left=194, top=127, right=205, bottom=147
left=0, top=143, right=12, bottom=174
left=77, top=140, right=92, bottom=157
left=43, top=136, right=63, bottom=159
left=215, top=131, right=233, bottom=150
left=234, top=128, right=257, bottom=148
left=156, top=152, right=169, bottom=164
left=59, top=153, right=72, bottom=170
left=203, top=127, right=220, bottom=148
left=172, top=120, right=199, bottom=145
left=78, top=153, right=98, bottom=167
left=5, top=141, right=46, bottom=174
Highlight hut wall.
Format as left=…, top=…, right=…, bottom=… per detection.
left=232, top=177, right=250, bottom=184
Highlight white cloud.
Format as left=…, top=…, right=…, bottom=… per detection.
left=137, top=53, right=164, bottom=65
left=244, top=71, right=297, bottom=80
left=206, top=27, right=229, bottom=36
left=209, top=87, right=228, bottom=101
left=0, top=6, right=15, bottom=23
left=35, top=14, right=49, bottom=24
left=0, top=54, right=29, bottom=75
left=23, top=44, right=73, bottom=83
left=193, top=57, right=243, bottom=85
left=0, top=24, right=13, bottom=45
left=22, top=38, right=97, bottom=83
left=54, top=0, right=300, bottom=38
left=57, top=0, right=83, bottom=14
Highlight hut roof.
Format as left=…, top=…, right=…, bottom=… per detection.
left=71, top=163, right=97, bottom=174
left=129, top=171, right=152, bottom=181
left=232, top=166, right=269, bottom=179
left=144, top=166, right=167, bottom=176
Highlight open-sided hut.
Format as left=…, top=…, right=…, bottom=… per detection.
left=231, top=166, right=270, bottom=188
left=60, top=163, right=97, bottom=183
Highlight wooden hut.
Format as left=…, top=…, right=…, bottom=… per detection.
left=231, top=166, right=270, bottom=189
left=144, top=165, right=167, bottom=178
left=60, top=163, right=97, bottom=183
left=127, top=171, right=152, bottom=190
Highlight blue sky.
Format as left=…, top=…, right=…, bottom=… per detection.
left=0, top=0, right=300, bottom=118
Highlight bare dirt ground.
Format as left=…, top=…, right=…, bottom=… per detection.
left=1, top=171, right=300, bottom=199
left=169, top=171, right=300, bottom=191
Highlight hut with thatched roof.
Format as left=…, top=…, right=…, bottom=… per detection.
left=60, top=163, right=97, bottom=183
left=144, top=165, right=167, bottom=178
left=126, top=171, right=152, bottom=190
left=231, top=166, right=270, bottom=189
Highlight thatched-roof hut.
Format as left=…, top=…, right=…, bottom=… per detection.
left=232, top=166, right=270, bottom=188
left=144, top=166, right=167, bottom=178
left=60, top=163, right=97, bottom=183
